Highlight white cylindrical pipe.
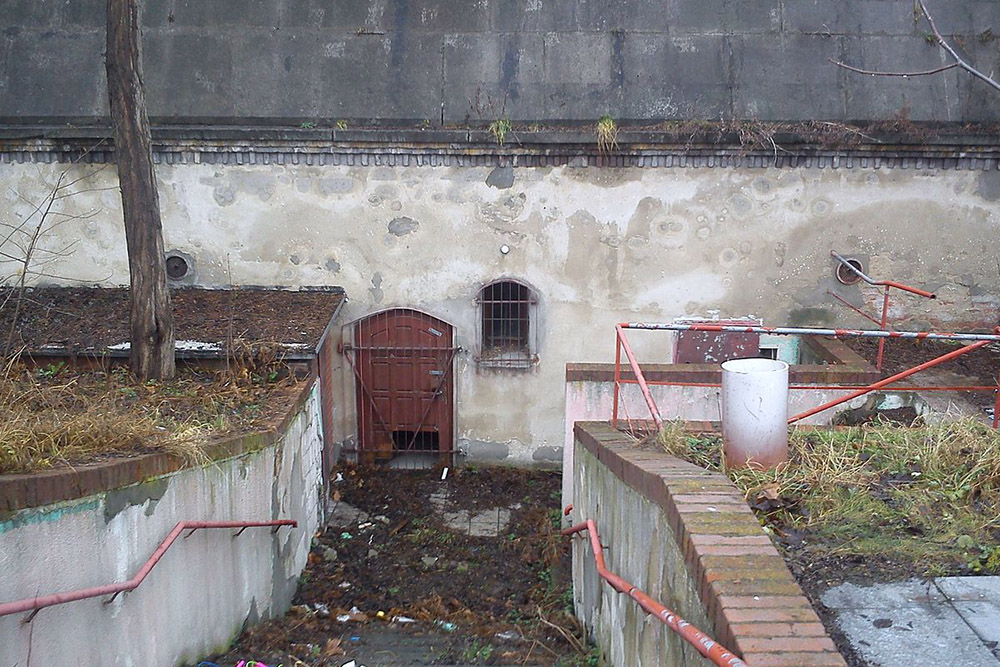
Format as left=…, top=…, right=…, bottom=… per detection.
left=721, top=358, right=789, bottom=469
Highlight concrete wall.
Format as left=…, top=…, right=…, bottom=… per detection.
left=571, top=422, right=845, bottom=666
left=3, top=0, right=1000, bottom=123
left=0, top=383, right=324, bottom=667
left=3, top=155, right=999, bottom=464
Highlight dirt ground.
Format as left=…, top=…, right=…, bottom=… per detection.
left=206, top=467, right=589, bottom=667
left=845, top=337, right=1000, bottom=411
left=0, top=286, right=344, bottom=353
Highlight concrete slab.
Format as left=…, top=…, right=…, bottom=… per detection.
left=830, top=606, right=996, bottom=666
left=429, top=491, right=511, bottom=537
left=821, top=578, right=1000, bottom=666
left=326, top=501, right=369, bottom=529
left=935, top=576, right=1000, bottom=601
left=820, top=579, right=945, bottom=609
left=952, top=601, right=1000, bottom=649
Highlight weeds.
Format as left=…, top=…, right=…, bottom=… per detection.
left=596, top=114, right=618, bottom=152
left=0, top=361, right=298, bottom=474
left=659, top=418, right=1000, bottom=574
left=488, top=118, right=512, bottom=145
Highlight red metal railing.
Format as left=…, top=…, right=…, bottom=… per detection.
left=612, top=323, right=1000, bottom=432
left=0, top=520, right=296, bottom=622
left=829, top=251, right=937, bottom=371
left=562, top=508, right=747, bottom=667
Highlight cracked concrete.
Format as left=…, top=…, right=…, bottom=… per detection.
left=821, top=577, right=1000, bottom=665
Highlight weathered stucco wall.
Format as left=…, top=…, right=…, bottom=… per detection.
left=3, top=0, right=1000, bottom=123
left=3, top=159, right=999, bottom=463
left=0, top=383, right=324, bottom=666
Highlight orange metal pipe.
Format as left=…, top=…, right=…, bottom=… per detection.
left=788, top=340, right=993, bottom=423
left=615, top=324, right=663, bottom=428
left=563, top=516, right=747, bottom=667
left=615, top=379, right=999, bottom=392
left=0, top=520, right=296, bottom=620
left=613, top=331, right=622, bottom=429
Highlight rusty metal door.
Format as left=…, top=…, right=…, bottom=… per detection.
left=349, top=309, right=455, bottom=466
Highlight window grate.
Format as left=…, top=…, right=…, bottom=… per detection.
left=477, top=280, right=536, bottom=369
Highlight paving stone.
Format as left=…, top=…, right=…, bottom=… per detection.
left=820, top=579, right=945, bottom=609
left=951, top=600, right=1000, bottom=648
left=326, top=501, right=368, bottom=528
left=934, top=576, right=1000, bottom=601
left=830, top=606, right=999, bottom=666
left=821, top=578, right=1000, bottom=666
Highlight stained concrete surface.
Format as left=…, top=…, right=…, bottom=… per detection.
left=821, top=577, right=1000, bottom=665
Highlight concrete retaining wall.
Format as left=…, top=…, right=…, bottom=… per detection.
left=3, top=0, right=1000, bottom=123
left=571, top=421, right=845, bottom=666
left=0, top=382, right=324, bottom=667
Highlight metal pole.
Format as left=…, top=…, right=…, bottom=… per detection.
left=877, top=285, right=890, bottom=371
left=0, top=520, right=297, bottom=619
left=615, top=324, right=663, bottom=428
left=788, top=340, right=991, bottom=423
left=830, top=251, right=936, bottom=298
left=613, top=329, right=622, bottom=430
left=994, top=369, right=999, bottom=430
left=563, top=517, right=747, bottom=667
left=620, top=322, right=1000, bottom=343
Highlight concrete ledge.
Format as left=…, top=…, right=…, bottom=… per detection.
left=572, top=421, right=845, bottom=667
left=565, top=337, right=878, bottom=385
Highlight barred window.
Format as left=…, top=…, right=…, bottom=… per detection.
left=477, top=279, right=537, bottom=369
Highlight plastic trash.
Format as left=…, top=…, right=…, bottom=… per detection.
left=435, top=620, right=457, bottom=632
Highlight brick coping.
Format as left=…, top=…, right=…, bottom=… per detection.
left=575, top=421, right=846, bottom=667
left=0, top=378, right=317, bottom=514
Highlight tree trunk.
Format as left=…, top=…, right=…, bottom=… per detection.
left=106, top=0, right=174, bottom=380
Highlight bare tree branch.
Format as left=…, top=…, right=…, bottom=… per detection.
left=833, top=1, right=1000, bottom=94
left=919, top=0, right=1000, bottom=93
left=828, top=58, right=958, bottom=78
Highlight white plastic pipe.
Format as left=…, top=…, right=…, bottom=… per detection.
left=721, top=358, right=789, bottom=469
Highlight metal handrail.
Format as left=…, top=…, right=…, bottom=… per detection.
left=0, top=520, right=296, bottom=622
left=563, top=509, right=747, bottom=667
left=611, top=322, right=1000, bottom=431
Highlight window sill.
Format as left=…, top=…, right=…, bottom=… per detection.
left=475, top=352, right=538, bottom=371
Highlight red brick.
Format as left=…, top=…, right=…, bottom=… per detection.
left=743, top=651, right=847, bottom=666
left=672, top=493, right=746, bottom=504
left=717, top=595, right=815, bottom=610
left=710, top=578, right=804, bottom=599
left=675, top=503, right=754, bottom=515
left=694, top=545, right=777, bottom=557
left=736, top=637, right=838, bottom=653
left=728, top=622, right=828, bottom=637
left=689, top=534, right=772, bottom=547
left=725, top=608, right=823, bottom=624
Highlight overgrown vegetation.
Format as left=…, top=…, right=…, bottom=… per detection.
left=488, top=117, right=513, bottom=145
left=659, top=419, right=1000, bottom=575
left=595, top=115, right=618, bottom=152
left=0, top=360, right=299, bottom=474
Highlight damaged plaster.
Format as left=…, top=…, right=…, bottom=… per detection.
left=3, top=161, right=999, bottom=461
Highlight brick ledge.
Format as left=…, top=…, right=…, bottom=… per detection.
left=574, top=421, right=846, bottom=667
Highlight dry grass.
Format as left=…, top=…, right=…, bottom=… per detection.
left=659, top=419, right=1000, bottom=574
left=596, top=115, right=618, bottom=153
left=0, top=360, right=299, bottom=474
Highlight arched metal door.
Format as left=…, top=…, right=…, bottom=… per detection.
left=349, top=309, right=455, bottom=465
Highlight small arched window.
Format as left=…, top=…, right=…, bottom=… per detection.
left=476, top=279, right=538, bottom=369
